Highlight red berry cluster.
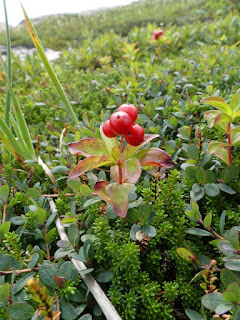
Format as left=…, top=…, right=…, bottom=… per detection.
left=103, top=104, right=145, bottom=146
left=153, top=29, right=163, bottom=40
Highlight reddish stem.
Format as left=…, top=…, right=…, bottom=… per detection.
left=118, top=136, right=124, bottom=184
left=227, top=122, right=232, bottom=166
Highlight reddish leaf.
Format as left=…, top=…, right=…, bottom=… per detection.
left=68, top=138, right=107, bottom=156
left=135, top=148, right=175, bottom=168
left=106, top=183, right=134, bottom=218
left=94, top=181, right=112, bottom=205
left=100, top=125, right=119, bottom=154
left=110, top=158, right=141, bottom=184
left=69, top=155, right=100, bottom=179
left=123, top=134, right=159, bottom=159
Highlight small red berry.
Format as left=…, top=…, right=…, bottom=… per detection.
left=125, top=124, right=145, bottom=146
left=118, top=103, right=138, bottom=122
left=103, top=120, right=117, bottom=138
left=110, top=111, right=132, bottom=135
left=153, top=29, right=163, bottom=40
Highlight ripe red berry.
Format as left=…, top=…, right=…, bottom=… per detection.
left=153, top=29, right=163, bottom=40
left=117, top=103, right=138, bottom=122
left=125, top=124, right=145, bottom=146
left=103, top=120, right=117, bottom=138
left=110, top=111, right=132, bottom=135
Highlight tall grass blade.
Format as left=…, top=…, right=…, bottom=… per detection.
left=2, top=69, right=37, bottom=159
left=3, top=0, right=12, bottom=127
left=21, top=4, right=79, bottom=126
left=0, top=130, right=25, bottom=163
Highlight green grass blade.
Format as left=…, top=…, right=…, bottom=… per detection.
left=0, top=116, right=26, bottom=159
left=3, top=0, right=12, bottom=127
left=0, top=129, right=25, bottom=163
left=2, top=68, right=37, bottom=159
left=10, top=114, right=32, bottom=159
left=21, top=4, right=79, bottom=126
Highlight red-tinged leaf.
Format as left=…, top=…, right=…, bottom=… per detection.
left=100, top=125, right=119, bottom=154
left=123, top=134, right=159, bottom=159
left=213, top=113, right=232, bottom=127
left=208, top=141, right=229, bottom=154
left=135, top=147, right=175, bottom=168
left=68, top=138, right=107, bottom=156
left=110, top=158, right=141, bottom=184
left=230, top=127, right=240, bottom=146
left=204, top=110, right=222, bottom=128
left=201, top=97, right=232, bottom=115
left=176, top=248, right=197, bottom=263
left=94, top=181, right=112, bottom=205
left=68, top=155, right=100, bottom=179
left=230, top=89, right=240, bottom=113
left=87, top=155, right=116, bottom=171
left=105, top=183, right=134, bottom=218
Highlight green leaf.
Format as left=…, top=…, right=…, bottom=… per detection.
left=142, top=225, right=156, bottom=237
left=0, top=221, right=11, bottom=240
left=187, top=145, right=199, bottom=162
left=0, top=185, right=9, bottom=202
left=234, top=307, right=240, bottom=320
left=105, top=182, right=134, bottom=218
left=190, top=184, right=204, bottom=201
left=21, top=5, right=79, bottom=126
left=176, top=248, right=196, bottom=262
left=80, top=184, right=93, bottom=197
left=225, top=260, right=240, bottom=272
left=12, top=272, right=35, bottom=295
left=68, top=138, right=107, bottom=156
left=45, top=227, right=56, bottom=244
left=68, top=224, right=80, bottom=246
left=196, top=167, right=206, bottom=184
left=221, top=269, right=240, bottom=287
left=221, top=165, right=239, bottom=183
left=100, top=125, right=119, bottom=155
left=230, top=89, right=240, bottom=113
left=79, top=314, right=92, bottom=320
left=39, top=263, right=57, bottom=288
left=79, top=268, right=94, bottom=275
left=215, top=303, right=234, bottom=315
left=60, top=301, right=77, bottom=320
left=203, top=212, right=212, bottom=229
left=220, top=210, right=226, bottom=235
left=27, top=188, right=41, bottom=199
left=204, top=183, right=220, bottom=197
left=0, top=253, right=10, bottom=271
left=208, top=141, right=229, bottom=165
left=229, top=227, right=239, bottom=250
left=61, top=217, right=77, bottom=224
left=123, top=134, right=159, bottom=159
left=54, top=248, right=74, bottom=259
left=97, top=271, right=113, bottom=283
left=185, top=309, right=204, bottom=320
left=185, top=210, right=200, bottom=222
left=30, top=253, right=39, bottom=270
left=137, top=204, right=151, bottom=225
left=34, top=209, right=46, bottom=225
left=58, top=261, right=78, bottom=282
left=223, top=289, right=238, bottom=304
left=219, top=183, right=236, bottom=195
left=201, top=292, right=225, bottom=311
left=201, top=96, right=232, bottom=115
left=7, top=303, right=35, bottom=320
left=130, top=224, right=141, bottom=240
left=0, top=283, right=10, bottom=302
left=186, top=228, right=211, bottom=237
left=230, top=126, right=240, bottom=146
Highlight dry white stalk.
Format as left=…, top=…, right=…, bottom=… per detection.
left=48, top=198, right=122, bottom=320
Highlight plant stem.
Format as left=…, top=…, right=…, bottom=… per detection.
left=227, top=122, right=232, bottom=166
left=2, top=201, right=7, bottom=224
left=118, top=136, right=124, bottom=184
left=198, top=219, right=224, bottom=240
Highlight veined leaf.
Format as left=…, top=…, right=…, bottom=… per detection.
left=213, top=113, right=232, bottom=127
left=208, top=141, right=229, bottom=165
left=21, top=5, right=79, bottom=126
left=123, top=134, right=159, bottom=159
left=100, top=125, right=119, bottom=154
left=105, top=182, right=134, bottom=218
left=201, top=97, right=232, bottom=115
left=68, top=138, right=107, bottom=156
left=230, top=89, right=240, bottom=113
left=135, top=147, right=175, bottom=168
left=204, top=110, right=222, bottom=128
left=230, top=126, right=240, bottom=146
left=110, top=157, right=141, bottom=184
left=232, top=111, right=240, bottom=121
left=94, top=181, right=112, bottom=204
left=69, top=155, right=115, bottom=179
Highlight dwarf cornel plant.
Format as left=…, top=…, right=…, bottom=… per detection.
left=68, top=104, right=175, bottom=217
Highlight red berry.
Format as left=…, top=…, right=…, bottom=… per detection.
left=125, top=124, right=145, bottom=146
left=103, top=120, right=117, bottom=138
left=110, top=111, right=132, bottom=135
left=153, top=29, right=163, bottom=40
left=118, top=103, right=138, bottom=122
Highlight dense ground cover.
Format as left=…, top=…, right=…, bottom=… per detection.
left=0, top=0, right=240, bottom=319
